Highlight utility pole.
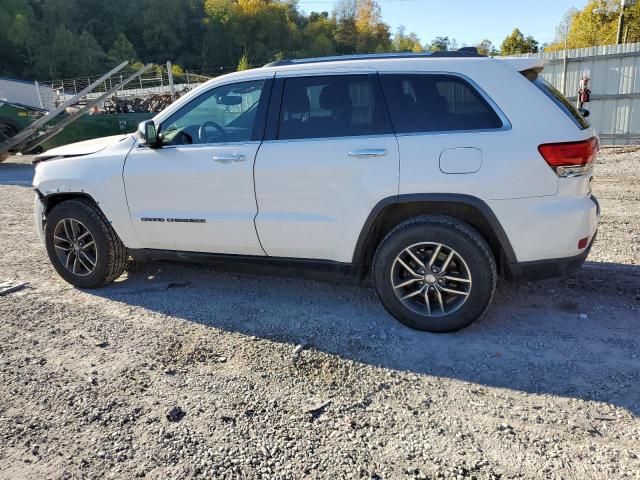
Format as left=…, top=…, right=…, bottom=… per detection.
left=617, top=0, right=626, bottom=44
left=562, top=27, right=569, bottom=95
left=618, top=0, right=638, bottom=44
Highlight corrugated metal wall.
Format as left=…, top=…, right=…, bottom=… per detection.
left=0, top=77, right=55, bottom=111
left=514, top=42, right=640, bottom=145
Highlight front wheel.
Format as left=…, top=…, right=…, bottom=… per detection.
left=373, top=215, right=497, bottom=332
left=44, top=198, right=128, bottom=288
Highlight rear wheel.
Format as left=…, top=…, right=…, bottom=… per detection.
left=45, top=199, right=128, bottom=288
left=373, top=215, right=497, bottom=332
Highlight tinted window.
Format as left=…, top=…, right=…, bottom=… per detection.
left=380, top=74, right=503, bottom=134
left=160, top=80, right=265, bottom=145
left=278, top=75, right=390, bottom=140
left=532, top=77, right=589, bottom=130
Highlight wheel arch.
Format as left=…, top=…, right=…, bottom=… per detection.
left=39, top=190, right=102, bottom=217
left=353, top=194, right=517, bottom=278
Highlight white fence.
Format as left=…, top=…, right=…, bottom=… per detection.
left=514, top=42, right=640, bottom=145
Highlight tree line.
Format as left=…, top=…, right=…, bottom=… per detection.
left=0, top=0, right=416, bottom=80
left=2, top=0, right=639, bottom=82
left=0, top=0, right=541, bottom=81
left=547, top=0, right=640, bottom=51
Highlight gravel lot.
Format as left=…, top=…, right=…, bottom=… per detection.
left=0, top=149, right=639, bottom=480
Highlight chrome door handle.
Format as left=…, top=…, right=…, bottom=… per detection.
left=213, top=153, right=246, bottom=163
left=348, top=149, right=387, bottom=158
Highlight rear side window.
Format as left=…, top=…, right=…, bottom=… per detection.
left=277, top=75, right=391, bottom=140
left=380, top=74, right=504, bottom=134
left=532, top=77, right=590, bottom=130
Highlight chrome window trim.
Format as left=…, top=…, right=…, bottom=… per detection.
left=378, top=70, right=512, bottom=135
left=273, top=67, right=376, bottom=78
left=262, top=133, right=398, bottom=144
left=394, top=127, right=510, bottom=138
left=137, top=140, right=261, bottom=150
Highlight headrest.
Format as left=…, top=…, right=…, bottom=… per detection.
left=282, top=85, right=310, bottom=114
left=413, top=81, right=449, bottom=113
left=319, top=84, right=352, bottom=111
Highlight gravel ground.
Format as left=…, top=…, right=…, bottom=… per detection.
left=0, top=149, right=639, bottom=480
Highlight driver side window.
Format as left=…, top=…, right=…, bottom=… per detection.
left=160, top=79, right=265, bottom=146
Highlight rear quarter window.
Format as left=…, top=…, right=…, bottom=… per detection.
left=380, top=74, right=504, bottom=134
left=531, top=77, right=590, bottom=130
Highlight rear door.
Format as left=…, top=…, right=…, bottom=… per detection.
left=378, top=73, right=511, bottom=199
left=254, top=71, right=399, bottom=262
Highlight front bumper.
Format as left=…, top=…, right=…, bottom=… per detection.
left=34, top=191, right=46, bottom=247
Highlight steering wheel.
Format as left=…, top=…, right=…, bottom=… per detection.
left=198, top=121, right=226, bottom=143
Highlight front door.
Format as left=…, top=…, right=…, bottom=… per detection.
left=123, top=78, right=270, bottom=255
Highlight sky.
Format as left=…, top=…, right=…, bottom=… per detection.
left=297, top=0, right=589, bottom=48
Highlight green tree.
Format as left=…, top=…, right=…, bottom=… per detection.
left=1, top=0, right=423, bottom=80
left=477, top=39, right=498, bottom=56
left=49, top=25, right=78, bottom=77
left=142, top=0, right=188, bottom=63
left=393, top=26, right=422, bottom=52
left=429, top=36, right=451, bottom=52
left=76, top=31, right=109, bottom=74
left=108, top=33, right=138, bottom=63
left=545, top=0, right=640, bottom=50
left=500, top=28, right=539, bottom=55
left=237, top=51, right=250, bottom=71
left=304, top=12, right=336, bottom=57
left=352, top=0, right=391, bottom=52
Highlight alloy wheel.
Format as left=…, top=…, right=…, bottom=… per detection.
left=390, top=242, right=472, bottom=317
left=53, top=218, right=98, bottom=277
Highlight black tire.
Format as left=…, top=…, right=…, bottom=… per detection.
left=44, top=198, right=128, bottom=288
left=372, top=215, right=497, bottom=332
left=0, top=123, right=18, bottom=163
left=0, top=122, right=18, bottom=142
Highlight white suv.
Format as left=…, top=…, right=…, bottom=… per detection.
left=33, top=50, right=600, bottom=332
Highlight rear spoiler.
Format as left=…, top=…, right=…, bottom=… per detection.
left=495, top=57, right=546, bottom=80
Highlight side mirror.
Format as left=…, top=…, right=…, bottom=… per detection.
left=137, top=120, right=160, bottom=147
left=579, top=108, right=590, bottom=118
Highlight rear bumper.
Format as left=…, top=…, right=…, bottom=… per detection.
left=507, top=230, right=596, bottom=281
left=507, top=194, right=599, bottom=281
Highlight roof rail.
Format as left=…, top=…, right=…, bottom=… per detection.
left=263, top=47, right=485, bottom=68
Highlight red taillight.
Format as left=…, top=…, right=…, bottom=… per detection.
left=538, top=137, right=599, bottom=168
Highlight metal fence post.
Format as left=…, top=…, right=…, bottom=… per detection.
left=167, top=61, right=175, bottom=98
left=562, top=31, right=569, bottom=96
left=34, top=80, right=44, bottom=109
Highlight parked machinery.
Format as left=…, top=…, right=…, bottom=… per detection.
left=102, top=87, right=191, bottom=114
